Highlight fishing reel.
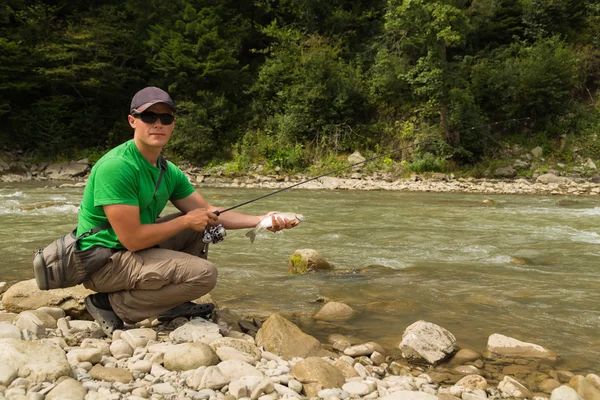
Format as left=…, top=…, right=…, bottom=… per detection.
left=202, top=224, right=226, bottom=244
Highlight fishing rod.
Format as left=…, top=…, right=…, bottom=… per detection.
left=212, top=116, right=530, bottom=217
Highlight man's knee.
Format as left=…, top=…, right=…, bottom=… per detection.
left=191, top=260, right=218, bottom=292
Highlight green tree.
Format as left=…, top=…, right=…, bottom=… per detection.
left=384, top=0, right=472, bottom=146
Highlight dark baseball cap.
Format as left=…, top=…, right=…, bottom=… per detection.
left=130, top=86, right=176, bottom=114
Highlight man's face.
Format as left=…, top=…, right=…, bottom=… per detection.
left=128, top=102, right=176, bottom=150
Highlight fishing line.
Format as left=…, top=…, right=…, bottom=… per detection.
left=212, top=117, right=530, bottom=216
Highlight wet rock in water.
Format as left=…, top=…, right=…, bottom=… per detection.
left=328, top=333, right=352, bottom=351
left=255, top=313, right=326, bottom=359
left=399, top=320, right=459, bottom=365
left=358, top=264, right=396, bottom=275
left=288, top=249, right=333, bottom=274
left=292, top=357, right=345, bottom=397
left=481, top=199, right=496, bottom=206
left=485, top=333, right=558, bottom=363
left=314, top=301, right=354, bottom=321
left=447, top=348, right=481, bottom=365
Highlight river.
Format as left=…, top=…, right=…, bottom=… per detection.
left=1, top=182, right=599, bottom=373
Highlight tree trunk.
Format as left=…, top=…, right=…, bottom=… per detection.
left=438, top=40, right=459, bottom=146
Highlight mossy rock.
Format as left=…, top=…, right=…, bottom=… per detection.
left=288, top=249, right=333, bottom=275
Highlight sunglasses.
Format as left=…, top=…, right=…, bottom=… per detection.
left=133, top=111, right=175, bottom=125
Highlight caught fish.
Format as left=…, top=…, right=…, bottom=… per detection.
left=245, top=212, right=305, bottom=243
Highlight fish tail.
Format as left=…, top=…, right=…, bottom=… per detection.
left=245, top=229, right=256, bottom=244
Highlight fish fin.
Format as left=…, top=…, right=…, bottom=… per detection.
left=245, top=229, right=256, bottom=244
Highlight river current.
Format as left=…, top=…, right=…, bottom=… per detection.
left=1, top=182, right=598, bottom=373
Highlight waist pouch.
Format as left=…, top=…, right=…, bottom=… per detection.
left=33, top=230, right=116, bottom=290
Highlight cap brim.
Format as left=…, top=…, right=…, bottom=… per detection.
left=132, top=101, right=176, bottom=114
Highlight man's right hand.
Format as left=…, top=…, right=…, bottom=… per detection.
left=183, top=208, right=219, bottom=231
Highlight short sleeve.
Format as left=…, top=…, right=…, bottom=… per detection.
left=93, top=158, right=140, bottom=207
left=168, top=161, right=196, bottom=201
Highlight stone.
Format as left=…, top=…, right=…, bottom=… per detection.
left=120, top=328, right=157, bottom=348
left=333, top=359, right=360, bottom=379
left=455, top=375, right=487, bottom=390
left=380, top=391, right=438, bottom=400
left=169, top=318, right=222, bottom=344
left=255, top=313, right=325, bottom=359
left=164, top=343, right=219, bottom=371
left=486, top=333, right=558, bottom=363
left=291, top=357, right=345, bottom=398
left=0, top=338, right=72, bottom=382
left=287, top=249, right=333, bottom=274
left=399, top=320, right=458, bottom=365
left=110, top=339, right=134, bottom=357
left=494, top=166, right=517, bottom=178
left=0, top=322, right=21, bottom=340
left=539, top=378, right=561, bottom=394
left=314, top=302, right=354, bottom=321
left=88, top=364, right=133, bottom=383
left=217, top=360, right=263, bottom=381
left=577, top=374, right=600, bottom=400
left=498, top=375, right=532, bottom=398
left=0, top=363, right=17, bottom=386
left=551, top=385, right=582, bottom=400
left=448, top=349, right=481, bottom=365
left=532, top=146, right=543, bottom=158
left=45, top=378, right=86, bottom=400
left=2, top=280, right=92, bottom=318
left=210, top=337, right=261, bottom=362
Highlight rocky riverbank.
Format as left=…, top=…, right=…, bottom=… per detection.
left=2, top=156, right=600, bottom=196
left=0, top=279, right=598, bottom=400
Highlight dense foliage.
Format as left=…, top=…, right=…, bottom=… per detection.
left=1, top=0, right=599, bottom=170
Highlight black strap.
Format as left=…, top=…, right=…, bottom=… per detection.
left=77, top=155, right=168, bottom=240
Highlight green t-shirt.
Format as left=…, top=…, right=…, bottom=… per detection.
left=76, top=140, right=195, bottom=251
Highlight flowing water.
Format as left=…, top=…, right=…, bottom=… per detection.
left=1, top=182, right=599, bottom=373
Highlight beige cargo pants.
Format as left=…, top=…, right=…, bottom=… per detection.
left=83, top=213, right=217, bottom=324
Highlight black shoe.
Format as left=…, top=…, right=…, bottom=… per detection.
left=84, top=294, right=124, bottom=336
left=157, top=302, right=215, bottom=323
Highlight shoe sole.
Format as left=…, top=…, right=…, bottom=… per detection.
left=84, top=295, right=124, bottom=336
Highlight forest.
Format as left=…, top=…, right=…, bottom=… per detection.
left=1, top=0, right=599, bottom=174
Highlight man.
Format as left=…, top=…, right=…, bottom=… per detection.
left=77, top=86, right=298, bottom=335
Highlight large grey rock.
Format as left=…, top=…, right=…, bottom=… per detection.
left=0, top=338, right=72, bottom=382
left=399, top=320, right=458, bottom=365
left=288, top=249, right=333, bottom=274
left=255, top=314, right=325, bottom=359
left=163, top=343, right=219, bottom=371
left=2, top=279, right=92, bottom=318
left=536, top=173, right=571, bottom=184
left=314, top=301, right=354, bottom=321
left=45, top=161, right=89, bottom=179
left=494, top=166, right=517, bottom=178
left=291, top=357, right=345, bottom=398
left=486, top=333, right=558, bottom=363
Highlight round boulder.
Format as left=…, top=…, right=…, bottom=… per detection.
left=288, top=249, right=333, bottom=274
